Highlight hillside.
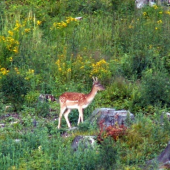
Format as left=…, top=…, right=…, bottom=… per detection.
left=0, top=0, right=170, bottom=169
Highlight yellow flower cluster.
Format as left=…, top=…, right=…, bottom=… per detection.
left=51, top=17, right=77, bottom=30
left=0, top=67, right=9, bottom=76
left=0, top=35, right=19, bottom=54
left=143, top=12, right=147, bottom=16
left=55, top=53, right=66, bottom=71
left=165, top=11, right=170, bottom=15
left=13, top=20, right=22, bottom=31
left=14, top=67, right=20, bottom=74
left=37, top=20, right=42, bottom=26
left=153, top=5, right=158, bottom=10
left=55, top=55, right=72, bottom=81
left=25, top=69, right=35, bottom=80
left=24, top=28, right=31, bottom=33
left=73, top=55, right=84, bottom=69
left=90, top=59, right=110, bottom=77
left=157, top=20, right=162, bottom=24
left=0, top=16, right=42, bottom=56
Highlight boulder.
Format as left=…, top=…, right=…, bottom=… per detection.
left=71, top=135, right=96, bottom=151
left=38, top=94, right=57, bottom=102
left=90, top=108, right=134, bottom=127
left=146, top=141, right=170, bottom=169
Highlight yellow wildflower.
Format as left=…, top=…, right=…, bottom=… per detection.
left=8, top=30, right=14, bottom=36
left=155, top=27, right=158, bottom=30
left=14, top=20, right=22, bottom=30
left=13, top=46, right=18, bottom=53
left=153, top=5, right=158, bottom=9
left=0, top=68, right=9, bottom=75
left=14, top=67, right=20, bottom=74
left=143, top=12, right=147, bottom=16
left=9, top=57, right=13, bottom=62
left=25, top=28, right=31, bottom=33
left=0, top=36, right=5, bottom=41
left=157, top=20, right=162, bottom=24
left=37, top=20, right=42, bottom=26
left=28, top=69, right=34, bottom=74
left=67, top=68, right=71, bottom=72
left=53, top=22, right=57, bottom=27
left=165, top=11, right=170, bottom=15
left=61, top=22, right=67, bottom=27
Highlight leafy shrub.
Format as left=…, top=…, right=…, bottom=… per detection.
left=98, top=137, right=120, bottom=170
left=122, top=113, right=169, bottom=164
left=25, top=91, right=40, bottom=106
left=139, top=70, right=170, bottom=108
left=97, top=76, right=134, bottom=109
left=97, top=120, right=127, bottom=142
left=0, top=71, right=30, bottom=111
left=35, top=101, right=50, bottom=118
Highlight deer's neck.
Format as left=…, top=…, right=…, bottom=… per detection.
left=86, top=85, right=97, bottom=102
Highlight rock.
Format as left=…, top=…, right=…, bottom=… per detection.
left=0, top=124, right=5, bottom=128
left=90, top=108, right=134, bottom=127
left=75, top=17, right=83, bottom=20
left=14, top=139, right=21, bottom=143
left=146, top=141, right=170, bottom=169
left=38, top=94, right=57, bottom=102
left=166, top=112, right=170, bottom=119
left=71, top=135, right=96, bottom=151
left=135, top=0, right=148, bottom=9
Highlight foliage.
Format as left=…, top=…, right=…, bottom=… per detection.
left=134, top=70, right=170, bottom=109
left=1, top=0, right=170, bottom=169
left=0, top=71, right=30, bottom=111
left=98, top=137, right=120, bottom=170
left=97, top=120, right=127, bottom=142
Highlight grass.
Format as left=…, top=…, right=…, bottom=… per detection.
left=0, top=0, right=170, bottom=169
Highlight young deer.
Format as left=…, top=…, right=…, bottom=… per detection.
left=57, top=77, right=105, bottom=129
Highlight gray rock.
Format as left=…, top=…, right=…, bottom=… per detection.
left=71, top=135, right=96, bottom=151
left=146, top=141, right=170, bottom=169
left=90, top=108, right=134, bottom=127
left=0, top=124, right=5, bottom=128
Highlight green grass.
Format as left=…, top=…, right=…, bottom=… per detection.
left=0, top=0, right=170, bottom=169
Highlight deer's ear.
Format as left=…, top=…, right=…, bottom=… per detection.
left=92, top=77, right=98, bottom=83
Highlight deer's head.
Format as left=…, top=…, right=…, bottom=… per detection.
left=92, top=77, right=105, bottom=91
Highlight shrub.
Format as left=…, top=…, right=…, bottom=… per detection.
left=140, top=69, right=170, bottom=108
left=97, top=120, right=127, bottom=142
left=35, top=101, right=50, bottom=118
left=98, top=137, right=120, bottom=170
left=97, top=76, right=134, bottom=109
left=0, top=71, right=30, bottom=111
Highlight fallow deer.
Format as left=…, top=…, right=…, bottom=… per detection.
left=57, top=77, right=105, bottom=129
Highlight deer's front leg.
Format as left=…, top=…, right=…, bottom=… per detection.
left=78, top=107, right=83, bottom=125
left=58, top=106, right=66, bottom=129
left=64, top=109, right=71, bottom=128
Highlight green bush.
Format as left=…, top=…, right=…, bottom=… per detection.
left=36, top=101, right=50, bottom=118
left=0, top=71, right=30, bottom=111
left=140, top=70, right=170, bottom=107
left=98, top=137, right=120, bottom=169
left=97, top=76, right=134, bottom=109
